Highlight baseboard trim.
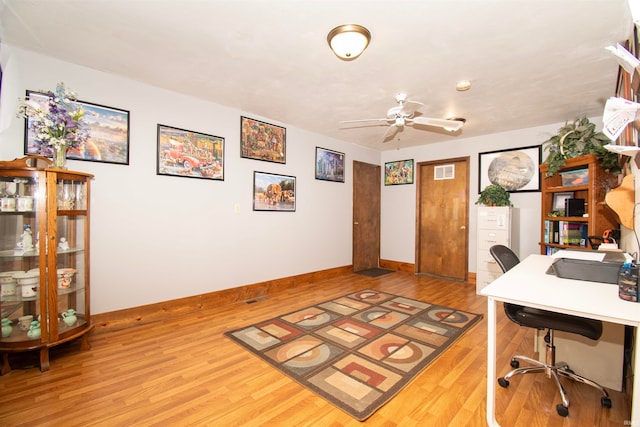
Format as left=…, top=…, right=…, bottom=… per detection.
left=379, top=259, right=475, bottom=284
left=92, top=265, right=352, bottom=334
left=467, top=272, right=476, bottom=285
left=379, top=259, right=414, bottom=273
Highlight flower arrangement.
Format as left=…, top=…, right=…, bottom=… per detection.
left=17, top=82, right=89, bottom=167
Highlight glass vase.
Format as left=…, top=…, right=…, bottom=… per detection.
left=51, top=144, right=68, bottom=170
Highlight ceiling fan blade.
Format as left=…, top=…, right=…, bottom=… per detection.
left=399, top=100, right=423, bottom=116
left=382, top=124, right=400, bottom=142
left=412, top=117, right=464, bottom=131
left=340, top=118, right=392, bottom=127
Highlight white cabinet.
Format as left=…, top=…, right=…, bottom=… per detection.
left=476, top=206, right=512, bottom=294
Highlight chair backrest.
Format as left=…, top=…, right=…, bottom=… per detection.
left=489, top=244, right=520, bottom=273
left=488, top=244, right=603, bottom=340
left=489, top=245, right=528, bottom=328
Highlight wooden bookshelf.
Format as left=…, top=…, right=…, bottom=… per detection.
left=539, top=154, right=619, bottom=254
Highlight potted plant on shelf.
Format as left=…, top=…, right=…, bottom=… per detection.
left=476, top=184, right=513, bottom=207
left=542, top=116, right=620, bottom=177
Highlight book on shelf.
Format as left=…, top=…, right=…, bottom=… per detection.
left=544, top=220, right=550, bottom=243
left=544, top=220, right=588, bottom=248
left=545, top=246, right=560, bottom=255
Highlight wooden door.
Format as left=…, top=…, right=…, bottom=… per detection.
left=353, top=161, right=380, bottom=272
left=416, top=157, right=469, bottom=280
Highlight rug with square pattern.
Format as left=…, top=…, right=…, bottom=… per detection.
left=224, top=289, right=482, bottom=420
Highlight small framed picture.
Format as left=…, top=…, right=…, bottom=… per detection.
left=253, top=171, right=296, bottom=212
left=24, top=90, right=130, bottom=165
left=384, top=159, right=414, bottom=185
left=241, top=116, right=286, bottom=164
left=157, top=124, right=225, bottom=180
left=553, top=192, right=574, bottom=211
left=315, top=147, right=345, bottom=182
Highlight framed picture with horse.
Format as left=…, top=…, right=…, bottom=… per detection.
left=253, top=171, right=296, bottom=212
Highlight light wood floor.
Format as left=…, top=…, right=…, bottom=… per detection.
left=0, top=271, right=632, bottom=426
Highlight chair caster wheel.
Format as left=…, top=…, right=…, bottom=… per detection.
left=498, top=377, right=509, bottom=388
left=510, top=359, right=519, bottom=369
left=601, top=396, right=612, bottom=408
left=556, top=404, right=569, bottom=417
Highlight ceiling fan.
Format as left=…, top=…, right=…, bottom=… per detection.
left=340, top=93, right=465, bottom=142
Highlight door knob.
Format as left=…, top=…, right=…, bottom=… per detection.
left=354, top=222, right=359, bottom=225
left=460, top=225, right=466, bottom=230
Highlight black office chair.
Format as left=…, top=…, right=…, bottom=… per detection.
left=489, top=244, right=612, bottom=417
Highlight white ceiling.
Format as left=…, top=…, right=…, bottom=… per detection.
left=0, top=0, right=634, bottom=151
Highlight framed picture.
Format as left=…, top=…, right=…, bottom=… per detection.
left=384, top=159, right=414, bottom=185
left=553, top=192, right=574, bottom=212
left=315, top=147, right=345, bottom=182
left=24, top=90, right=130, bottom=165
left=253, top=171, right=296, bottom=212
left=241, top=116, right=286, bottom=164
left=478, top=145, right=541, bottom=193
left=157, top=124, right=224, bottom=180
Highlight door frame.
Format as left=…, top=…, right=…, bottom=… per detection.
left=414, top=156, right=470, bottom=280
left=352, top=160, right=381, bottom=272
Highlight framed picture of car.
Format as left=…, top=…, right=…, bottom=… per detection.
left=157, top=124, right=225, bottom=180
left=253, top=171, right=296, bottom=212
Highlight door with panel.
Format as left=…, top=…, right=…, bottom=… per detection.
left=352, top=161, right=380, bottom=272
left=416, top=157, right=469, bottom=280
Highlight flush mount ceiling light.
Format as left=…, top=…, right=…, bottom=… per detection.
left=456, top=80, right=472, bottom=91
left=327, top=24, right=371, bottom=61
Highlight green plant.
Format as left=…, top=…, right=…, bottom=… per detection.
left=542, top=116, right=620, bottom=177
left=476, top=184, right=513, bottom=207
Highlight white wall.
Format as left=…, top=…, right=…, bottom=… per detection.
left=0, top=45, right=381, bottom=313
left=379, top=122, right=609, bottom=271
left=0, top=45, right=612, bottom=314
left=619, top=161, right=640, bottom=259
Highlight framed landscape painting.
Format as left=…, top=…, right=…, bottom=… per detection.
left=157, top=124, right=225, bottom=180
left=24, top=90, right=130, bottom=165
left=315, top=147, right=345, bottom=182
left=478, top=145, right=541, bottom=193
left=253, top=171, right=296, bottom=212
left=240, top=116, right=286, bottom=164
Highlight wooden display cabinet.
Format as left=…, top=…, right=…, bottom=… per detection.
left=0, top=157, right=93, bottom=374
left=539, top=154, right=618, bottom=254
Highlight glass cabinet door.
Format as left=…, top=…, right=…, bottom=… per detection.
left=50, top=176, right=89, bottom=339
left=0, top=173, right=43, bottom=345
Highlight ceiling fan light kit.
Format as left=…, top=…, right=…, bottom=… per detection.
left=327, top=24, right=371, bottom=60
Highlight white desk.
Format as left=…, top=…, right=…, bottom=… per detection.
left=481, top=254, right=640, bottom=426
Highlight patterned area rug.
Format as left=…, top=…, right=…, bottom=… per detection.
left=224, top=289, right=482, bottom=420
